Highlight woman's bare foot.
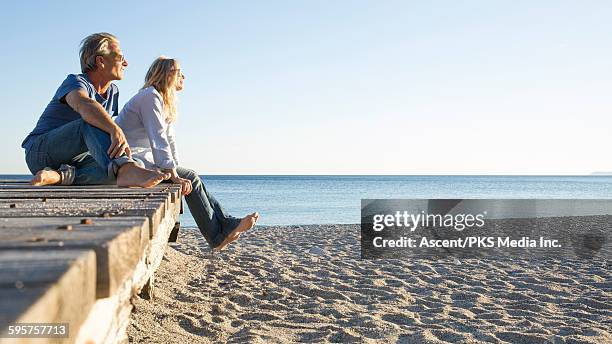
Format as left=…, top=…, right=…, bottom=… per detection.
left=30, top=169, right=61, bottom=186
left=251, top=212, right=260, bottom=224
left=116, top=163, right=170, bottom=188
left=213, top=214, right=258, bottom=251
left=236, top=212, right=259, bottom=234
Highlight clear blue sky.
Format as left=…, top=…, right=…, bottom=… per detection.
left=2, top=1, right=611, bottom=174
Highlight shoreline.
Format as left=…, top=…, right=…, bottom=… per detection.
left=128, top=224, right=610, bottom=343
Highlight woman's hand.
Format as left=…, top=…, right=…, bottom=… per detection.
left=162, top=168, right=192, bottom=195
left=171, top=175, right=192, bottom=195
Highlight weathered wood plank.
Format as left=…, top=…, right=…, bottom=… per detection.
left=0, top=185, right=167, bottom=189
left=0, top=217, right=149, bottom=298
left=0, top=200, right=166, bottom=210
left=0, top=197, right=172, bottom=217
left=0, top=199, right=166, bottom=207
left=0, top=184, right=181, bottom=202
left=0, top=249, right=96, bottom=343
left=0, top=190, right=179, bottom=207
left=0, top=197, right=167, bottom=202
left=0, top=188, right=178, bottom=195
left=0, top=195, right=172, bottom=213
left=0, top=192, right=166, bottom=196
left=0, top=191, right=174, bottom=197
left=0, top=200, right=165, bottom=239
left=0, top=183, right=180, bottom=190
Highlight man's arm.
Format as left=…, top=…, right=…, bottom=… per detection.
left=64, top=89, right=131, bottom=159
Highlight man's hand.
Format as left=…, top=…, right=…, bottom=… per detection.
left=108, top=126, right=131, bottom=158
left=65, top=89, right=132, bottom=159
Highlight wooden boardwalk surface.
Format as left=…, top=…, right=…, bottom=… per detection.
left=0, top=181, right=182, bottom=344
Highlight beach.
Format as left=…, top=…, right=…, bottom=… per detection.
left=128, top=224, right=610, bottom=343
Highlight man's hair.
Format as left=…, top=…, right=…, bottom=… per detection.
left=79, top=33, right=118, bottom=73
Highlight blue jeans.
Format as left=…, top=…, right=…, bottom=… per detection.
left=177, top=167, right=242, bottom=248
left=24, top=119, right=133, bottom=185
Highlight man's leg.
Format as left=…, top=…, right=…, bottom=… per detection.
left=26, top=120, right=88, bottom=173
left=27, top=119, right=123, bottom=184
left=27, top=119, right=169, bottom=186
left=71, top=152, right=113, bottom=185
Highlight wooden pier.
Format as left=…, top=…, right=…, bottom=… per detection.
left=0, top=181, right=183, bottom=344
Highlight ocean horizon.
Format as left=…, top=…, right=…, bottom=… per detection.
left=3, top=174, right=612, bottom=226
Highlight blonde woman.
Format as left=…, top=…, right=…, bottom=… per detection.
left=116, top=57, right=258, bottom=250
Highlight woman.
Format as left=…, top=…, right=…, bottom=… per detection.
left=116, top=56, right=258, bottom=251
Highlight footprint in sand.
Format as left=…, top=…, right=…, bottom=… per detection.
left=228, top=293, right=254, bottom=306
left=381, top=313, right=421, bottom=326
left=495, top=331, right=550, bottom=344
left=297, top=330, right=330, bottom=342
left=176, top=314, right=223, bottom=339
left=239, top=312, right=281, bottom=322
left=176, top=314, right=203, bottom=335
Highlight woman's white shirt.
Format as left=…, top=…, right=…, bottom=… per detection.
left=115, top=86, right=179, bottom=170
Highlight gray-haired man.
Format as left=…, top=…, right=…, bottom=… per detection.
left=22, top=33, right=170, bottom=186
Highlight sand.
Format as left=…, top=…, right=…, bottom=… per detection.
left=128, top=225, right=611, bottom=343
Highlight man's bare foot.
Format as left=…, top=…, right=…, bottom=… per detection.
left=31, top=169, right=61, bottom=186
left=213, top=214, right=258, bottom=251
left=116, top=163, right=170, bottom=188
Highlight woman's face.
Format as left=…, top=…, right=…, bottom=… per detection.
left=174, top=64, right=185, bottom=91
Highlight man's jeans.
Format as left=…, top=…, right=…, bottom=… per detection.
left=25, top=119, right=133, bottom=185
left=177, top=167, right=242, bottom=248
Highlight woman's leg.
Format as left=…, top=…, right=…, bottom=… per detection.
left=202, top=180, right=242, bottom=229
left=176, top=167, right=239, bottom=247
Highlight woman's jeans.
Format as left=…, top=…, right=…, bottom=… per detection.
left=176, top=167, right=241, bottom=248
left=24, top=119, right=134, bottom=185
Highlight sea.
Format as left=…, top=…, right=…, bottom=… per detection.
left=4, top=175, right=612, bottom=226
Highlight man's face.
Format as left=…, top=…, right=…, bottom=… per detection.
left=102, top=42, right=128, bottom=80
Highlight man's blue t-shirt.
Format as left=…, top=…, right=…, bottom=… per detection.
left=21, top=74, right=119, bottom=150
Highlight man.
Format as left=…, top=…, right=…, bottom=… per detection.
left=22, top=33, right=169, bottom=187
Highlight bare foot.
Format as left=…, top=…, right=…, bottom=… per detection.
left=213, top=214, right=258, bottom=251
left=235, top=212, right=258, bottom=232
left=116, top=163, right=170, bottom=188
left=235, top=212, right=259, bottom=235
left=251, top=212, right=260, bottom=224
left=31, top=169, right=61, bottom=186
left=227, top=215, right=257, bottom=242
left=229, top=214, right=257, bottom=241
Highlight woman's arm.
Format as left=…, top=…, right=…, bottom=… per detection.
left=167, top=123, right=180, bottom=166
left=139, top=90, right=177, bottom=170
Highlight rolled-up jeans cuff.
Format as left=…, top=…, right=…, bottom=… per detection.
left=108, top=156, right=135, bottom=180
left=132, top=157, right=145, bottom=169
left=58, top=164, right=76, bottom=185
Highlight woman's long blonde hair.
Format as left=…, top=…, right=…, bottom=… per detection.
left=143, top=56, right=179, bottom=123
